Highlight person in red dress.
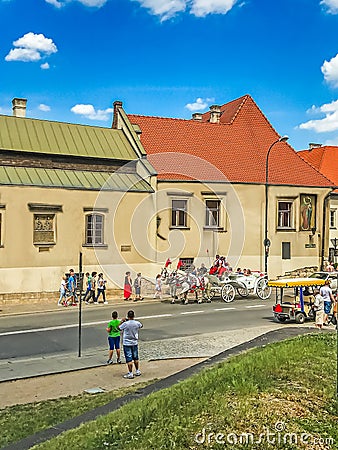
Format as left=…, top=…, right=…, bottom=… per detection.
left=124, top=271, right=132, bottom=301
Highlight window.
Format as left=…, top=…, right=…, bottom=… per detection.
left=205, top=200, right=221, bottom=227
left=178, top=257, right=194, bottom=271
left=277, top=201, right=293, bottom=229
left=330, top=209, right=336, bottom=228
left=282, top=242, right=291, bottom=260
left=33, top=214, right=55, bottom=244
left=171, top=200, right=187, bottom=227
left=85, top=214, right=104, bottom=245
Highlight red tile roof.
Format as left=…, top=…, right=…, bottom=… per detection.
left=298, top=146, right=338, bottom=185
left=128, top=95, right=334, bottom=187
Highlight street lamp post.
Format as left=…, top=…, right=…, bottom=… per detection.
left=264, top=135, right=289, bottom=275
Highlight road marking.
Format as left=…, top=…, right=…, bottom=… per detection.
left=0, top=314, right=175, bottom=337
left=245, top=304, right=266, bottom=308
left=213, top=307, right=236, bottom=311
left=138, top=314, right=173, bottom=319
left=180, top=310, right=204, bottom=315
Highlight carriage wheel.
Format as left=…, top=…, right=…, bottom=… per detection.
left=237, top=286, right=249, bottom=297
left=221, top=284, right=236, bottom=303
left=256, top=278, right=272, bottom=300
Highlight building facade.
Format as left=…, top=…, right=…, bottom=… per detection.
left=127, top=95, right=334, bottom=278
left=0, top=99, right=157, bottom=301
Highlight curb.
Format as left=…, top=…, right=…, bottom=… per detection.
left=1, top=326, right=319, bottom=450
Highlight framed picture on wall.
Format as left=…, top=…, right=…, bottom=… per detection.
left=300, top=194, right=316, bottom=231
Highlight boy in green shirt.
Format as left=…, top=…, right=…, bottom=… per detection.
left=106, top=311, right=122, bottom=364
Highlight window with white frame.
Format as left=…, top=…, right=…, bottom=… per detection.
left=171, top=199, right=187, bottom=227
left=330, top=209, right=336, bottom=228
left=205, top=199, right=221, bottom=227
left=277, top=200, right=294, bottom=229
left=85, top=213, right=104, bottom=245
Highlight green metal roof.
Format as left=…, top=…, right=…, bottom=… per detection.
left=0, top=166, right=153, bottom=192
left=0, top=115, right=139, bottom=161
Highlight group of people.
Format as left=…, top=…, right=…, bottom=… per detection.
left=123, top=271, right=144, bottom=302
left=209, top=255, right=231, bottom=278
left=313, top=279, right=337, bottom=329
left=58, top=269, right=108, bottom=307
left=106, top=309, right=143, bottom=379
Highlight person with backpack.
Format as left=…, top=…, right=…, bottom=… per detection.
left=85, top=271, right=97, bottom=304
left=67, top=269, right=77, bottom=306
left=96, top=273, right=108, bottom=304
left=82, top=272, right=92, bottom=303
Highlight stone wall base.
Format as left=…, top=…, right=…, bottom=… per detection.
left=279, top=266, right=319, bottom=279
left=0, top=278, right=157, bottom=305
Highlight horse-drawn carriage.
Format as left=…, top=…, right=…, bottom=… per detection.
left=203, top=271, right=271, bottom=302
left=161, top=266, right=271, bottom=304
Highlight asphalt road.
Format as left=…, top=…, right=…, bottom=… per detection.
left=0, top=297, right=278, bottom=360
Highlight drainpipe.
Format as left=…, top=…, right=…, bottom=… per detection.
left=321, top=192, right=331, bottom=270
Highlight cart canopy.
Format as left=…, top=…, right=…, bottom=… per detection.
left=268, top=277, right=326, bottom=288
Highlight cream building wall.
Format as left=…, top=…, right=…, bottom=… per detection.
left=154, top=180, right=331, bottom=279
left=0, top=183, right=157, bottom=297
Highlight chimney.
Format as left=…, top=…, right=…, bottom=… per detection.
left=12, top=98, right=27, bottom=118
left=209, top=105, right=221, bottom=124
left=309, top=143, right=322, bottom=150
left=192, top=113, right=203, bottom=121
left=112, top=100, right=123, bottom=129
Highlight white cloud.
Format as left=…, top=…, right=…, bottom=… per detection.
left=5, top=32, right=57, bottom=63
left=190, top=0, right=237, bottom=17
left=321, top=53, right=338, bottom=87
left=321, top=0, right=338, bottom=14
left=71, top=104, right=113, bottom=121
left=299, top=100, right=338, bottom=132
left=132, top=0, right=186, bottom=21
left=185, top=97, right=214, bottom=111
left=45, top=0, right=63, bottom=7
left=45, top=0, right=107, bottom=7
left=132, top=0, right=238, bottom=20
left=40, top=62, right=50, bottom=69
left=39, top=104, right=51, bottom=112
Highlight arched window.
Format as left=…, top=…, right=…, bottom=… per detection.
left=85, top=213, right=104, bottom=245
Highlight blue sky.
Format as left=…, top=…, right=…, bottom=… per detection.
left=2, top=0, right=338, bottom=150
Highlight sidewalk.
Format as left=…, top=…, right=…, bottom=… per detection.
left=0, top=295, right=160, bottom=317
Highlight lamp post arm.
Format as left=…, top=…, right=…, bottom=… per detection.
left=264, top=138, right=285, bottom=275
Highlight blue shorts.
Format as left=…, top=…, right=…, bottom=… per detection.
left=135, top=287, right=141, bottom=295
left=108, top=336, right=120, bottom=350
left=123, top=345, right=139, bottom=363
left=324, top=301, right=332, bottom=314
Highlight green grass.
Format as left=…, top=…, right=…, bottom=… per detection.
left=0, top=381, right=150, bottom=448
left=31, top=332, right=338, bottom=450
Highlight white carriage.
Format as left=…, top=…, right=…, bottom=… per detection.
left=204, top=271, right=271, bottom=303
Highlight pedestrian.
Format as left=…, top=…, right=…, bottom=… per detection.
left=119, top=310, right=143, bottom=379
left=124, top=271, right=132, bottom=301
left=58, top=275, right=67, bottom=306
left=313, top=289, right=324, bottom=329
left=96, top=273, right=108, bottom=304
left=154, top=274, right=162, bottom=299
left=320, top=279, right=335, bottom=325
left=67, top=269, right=77, bottom=306
left=197, top=263, right=208, bottom=277
left=106, top=311, right=122, bottom=364
left=133, top=272, right=143, bottom=302
left=85, top=271, right=97, bottom=304
left=82, top=272, right=92, bottom=303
